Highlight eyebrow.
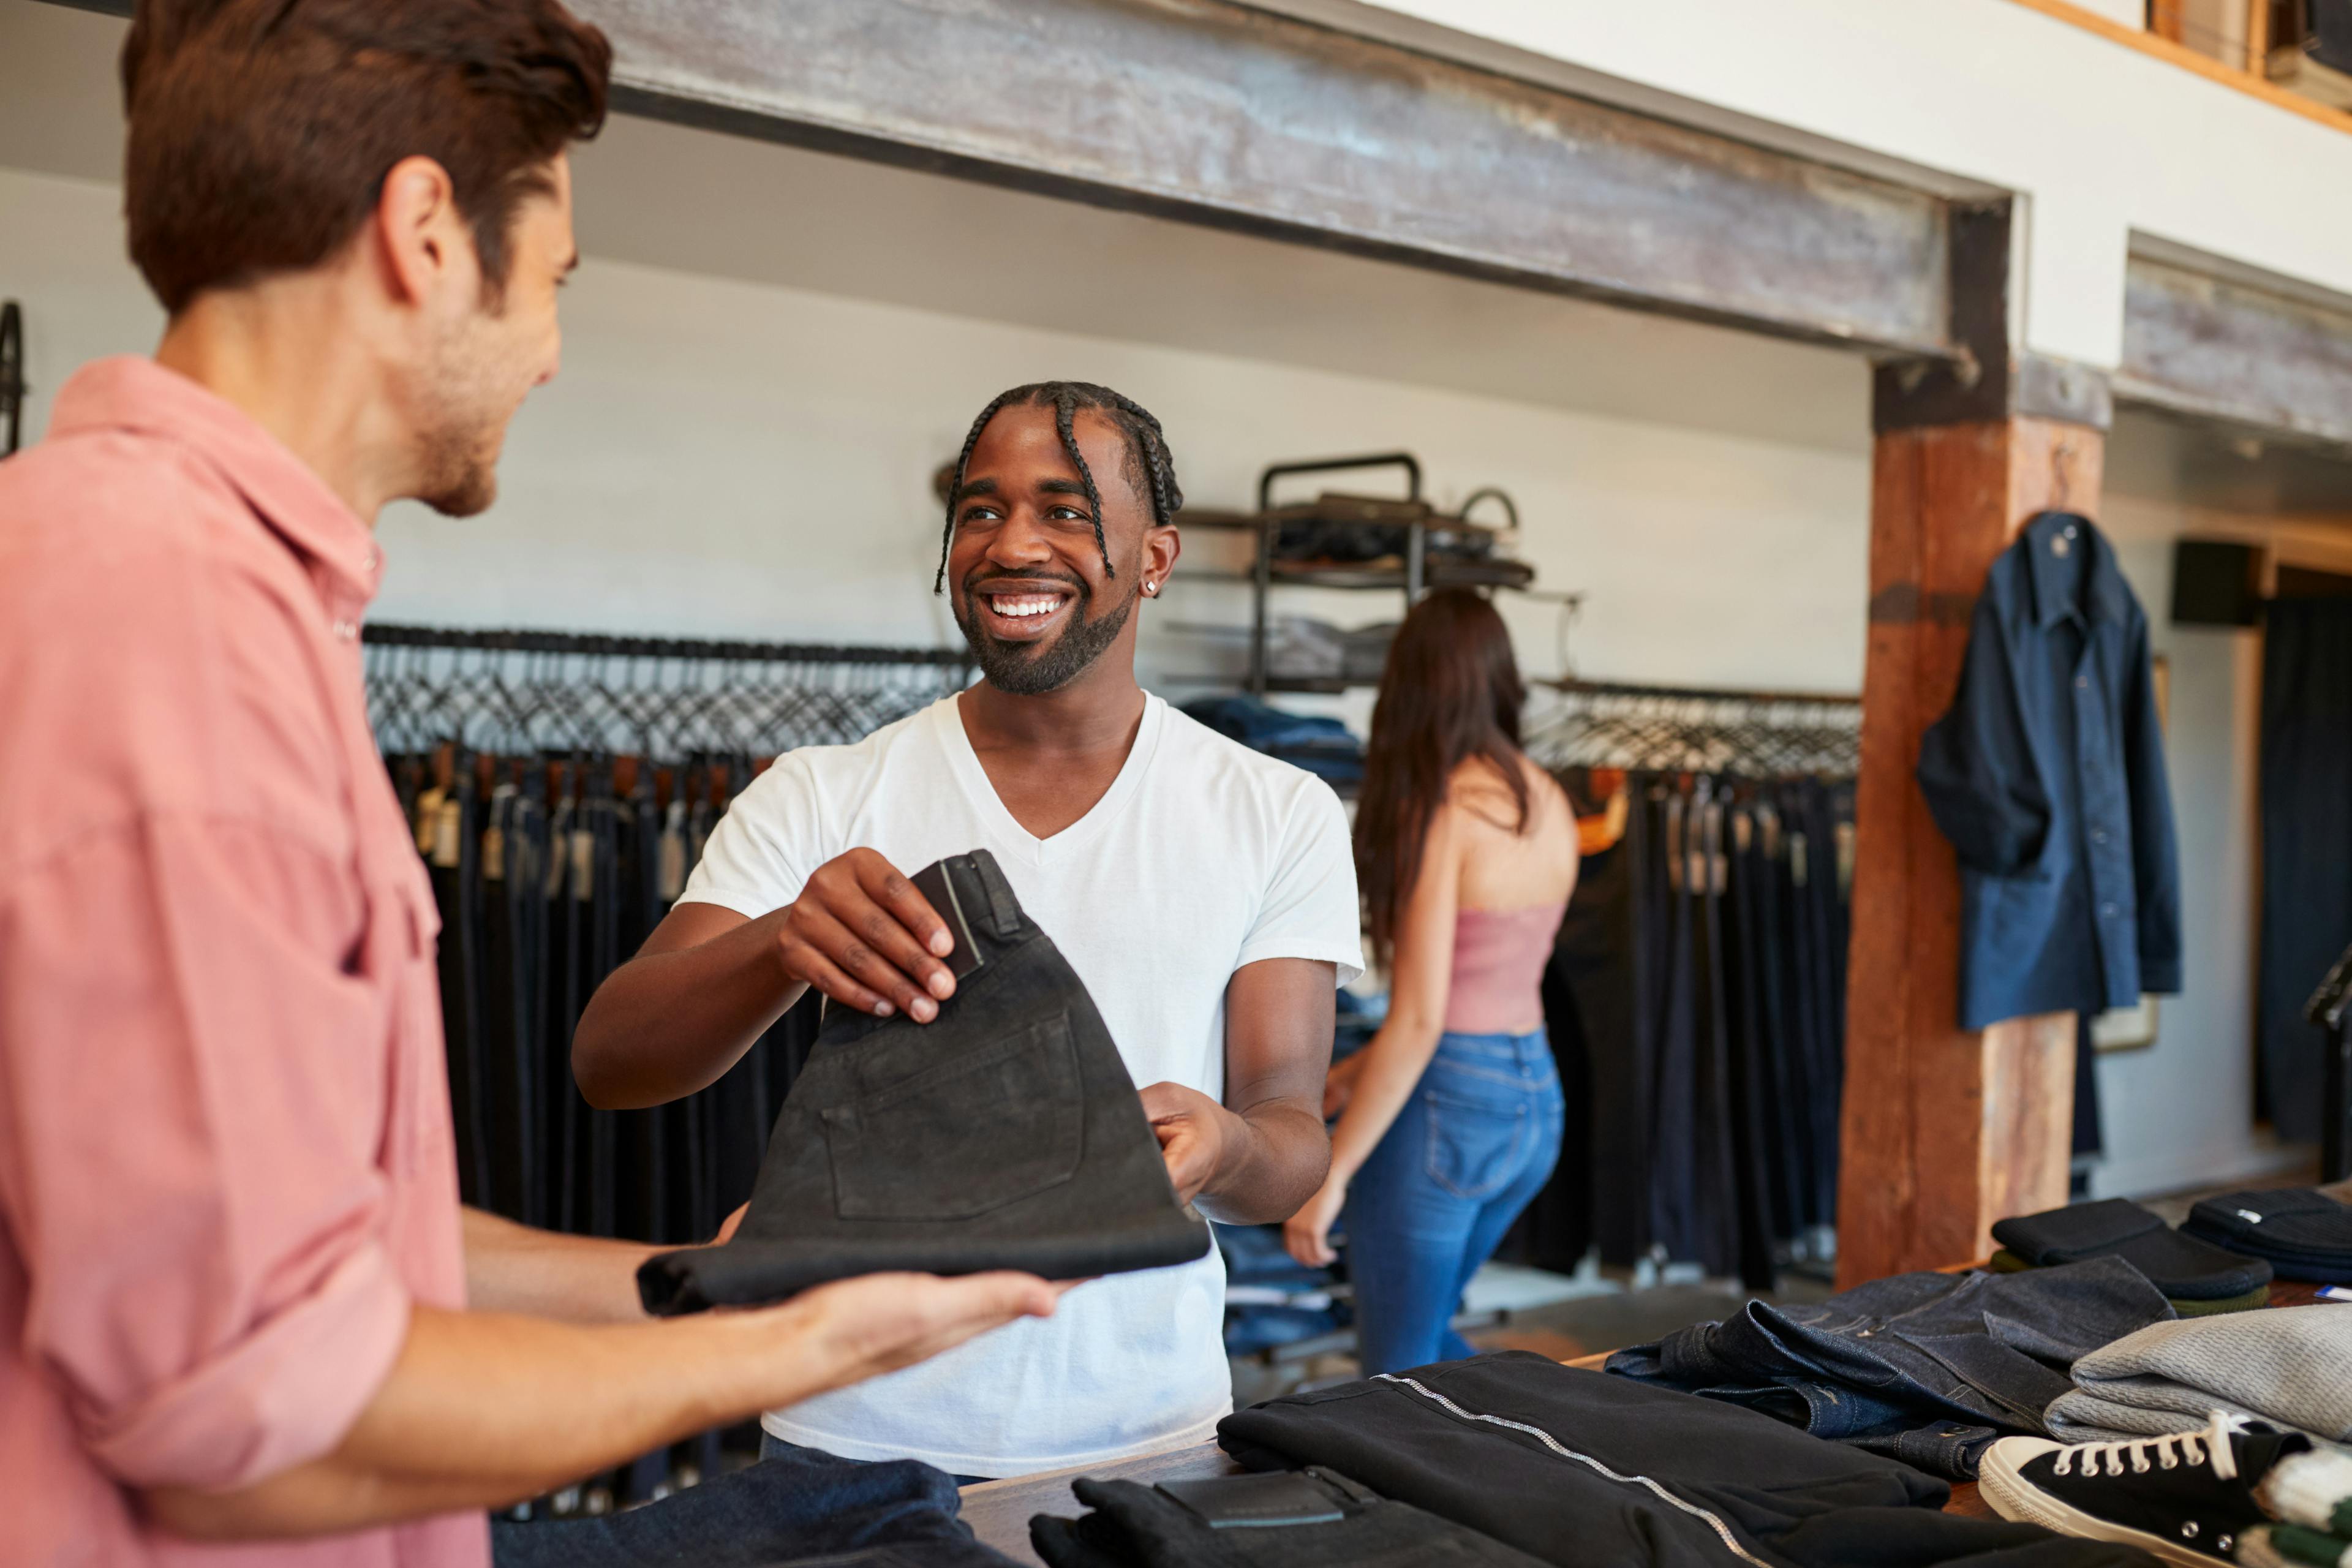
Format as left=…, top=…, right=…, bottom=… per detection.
left=1038, top=478, right=1090, bottom=499
left=951, top=476, right=1000, bottom=503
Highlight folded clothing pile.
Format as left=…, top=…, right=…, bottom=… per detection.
left=1992, top=1199, right=2273, bottom=1317
left=1605, top=1257, right=2176, bottom=1479
left=2045, top=1305, right=2352, bottom=1445
left=1214, top=1349, right=2155, bottom=1567
left=2182, top=1189, right=2352, bottom=1284
left=2245, top=1443, right=2352, bottom=1568
left=1030, top=1468, right=1548, bottom=1567
left=1180, top=695, right=1362, bottom=788
left=493, top=1444, right=1018, bottom=1567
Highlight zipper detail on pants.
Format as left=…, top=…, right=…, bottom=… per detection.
left=1372, top=1374, right=1775, bottom=1568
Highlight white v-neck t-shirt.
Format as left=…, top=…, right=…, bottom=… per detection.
left=675, top=691, right=1363, bottom=1476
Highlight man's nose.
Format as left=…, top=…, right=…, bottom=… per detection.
left=985, top=509, right=1057, bottom=566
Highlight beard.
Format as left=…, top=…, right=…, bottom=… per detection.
left=952, top=570, right=1138, bottom=695
left=412, top=319, right=514, bottom=518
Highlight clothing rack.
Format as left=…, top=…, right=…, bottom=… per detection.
left=1528, top=677, right=1862, bottom=777
left=361, top=622, right=971, bottom=760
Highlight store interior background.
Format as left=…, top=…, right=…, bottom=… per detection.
left=7, top=0, right=2350, bottom=1248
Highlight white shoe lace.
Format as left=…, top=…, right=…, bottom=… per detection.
left=2052, top=1412, right=2250, bottom=1481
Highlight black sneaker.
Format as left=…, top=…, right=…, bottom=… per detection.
left=1980, top=1414, right=2312, bottom=1567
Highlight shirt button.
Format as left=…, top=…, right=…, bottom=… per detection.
left=2092, top=829, right=2108, bottom=845
left=2100, top=902, right=2119, bottom=918
left=2076, top=675, right=2090, bottom=689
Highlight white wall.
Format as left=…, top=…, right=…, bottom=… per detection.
left=0, top=164, right=1877, bottom=698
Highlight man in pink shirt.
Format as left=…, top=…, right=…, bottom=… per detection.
left=0, top=4, right=1057, bottom=1564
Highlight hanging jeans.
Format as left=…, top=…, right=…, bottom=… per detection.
left=1344, top=1029, right=1565, bottom=1375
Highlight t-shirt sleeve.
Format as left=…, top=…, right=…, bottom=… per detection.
left=1235, top=777, right=1365, bottom=987
left=677, top=755, right=827, bottom=919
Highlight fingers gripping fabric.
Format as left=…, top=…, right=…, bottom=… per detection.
left=638, top=850, right=1210, bottom=1313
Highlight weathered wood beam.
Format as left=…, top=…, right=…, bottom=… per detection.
left=2120, top=252, right=2352, bottom=451
left=569, top=0, right=1955, bottom=358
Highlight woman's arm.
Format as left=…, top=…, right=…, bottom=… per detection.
left=1284, top=804, right=1461, bottom=1265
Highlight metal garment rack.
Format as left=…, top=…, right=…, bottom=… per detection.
left=360, top=622, right=971, bottom=759
left=1529, top=676, right=1863, bottom=777
left=2307, top=941, right=2352, bottom=1183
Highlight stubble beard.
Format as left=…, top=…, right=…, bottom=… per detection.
left=953, top=573, right=1138, bottom=696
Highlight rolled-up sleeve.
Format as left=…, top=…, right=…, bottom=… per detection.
left=0, top=812, right=411, bottom=1493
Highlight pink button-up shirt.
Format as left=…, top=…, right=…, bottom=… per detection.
left=0, top=358, right=484, bottom=1567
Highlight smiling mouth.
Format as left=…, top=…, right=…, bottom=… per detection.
left=974, top=585, right=1076, bottom=639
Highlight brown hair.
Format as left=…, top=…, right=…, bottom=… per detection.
left=121, top=0, right=612, bottom=315
left=1354, top=589, right=1532, bottom=971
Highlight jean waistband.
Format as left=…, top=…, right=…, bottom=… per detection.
left=1432, top=1028, right=1555, bottom=1072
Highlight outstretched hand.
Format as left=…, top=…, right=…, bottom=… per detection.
left=791, top=1271, right=1064, bottom=1395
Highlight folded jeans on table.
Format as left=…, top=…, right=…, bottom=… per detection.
left=1028, top=1468, right=1548, bottom=1567
left=1605, top=1257, right=2175, bottom=1479
left=2043, top=1305, right=2352, bottom=1444
left=490, top=1444, right=1019, bottom=1567
left=1218, top=1350, right=2157, bottom=1568
left=637, top=850, right=1208, bottom=1314
left=1991, top=1197, right=2272, bottom=1301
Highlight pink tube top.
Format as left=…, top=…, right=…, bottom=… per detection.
left=1445, top=902, right=1569, bottom=1033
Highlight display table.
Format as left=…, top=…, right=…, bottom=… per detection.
left=957, top=1278, right=2326, bottom=1564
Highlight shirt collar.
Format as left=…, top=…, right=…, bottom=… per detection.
left=47, top=356, right=384, bottom=609
left=2021, top=509, right=2128, bottom=631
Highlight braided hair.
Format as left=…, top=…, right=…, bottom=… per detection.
left=934, top=382, right=1184, bottom=593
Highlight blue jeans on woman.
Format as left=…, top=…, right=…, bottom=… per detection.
left=1343, top=1027, right=1565, bottom=1376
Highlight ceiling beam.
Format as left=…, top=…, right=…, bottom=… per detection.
left=580, top=0, right=1955, bottom=358
left=2119, top=252, right=2352, bottom=452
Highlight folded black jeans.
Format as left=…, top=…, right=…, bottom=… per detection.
left=1991, top=1197, right=2271, bottom=1300
left=1219, top=1352, right=2153, bottom=1568
left=491, top=1444, right=1020, bottom=1567
left=1029, top=1468, right=1548, bottom=1567
left=1604, top=1257, right=2176, bottom=1479
left=640, top=850, right=1210, bottom=1313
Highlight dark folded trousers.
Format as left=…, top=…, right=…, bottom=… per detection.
left=639, top=851, right=1209, bottom=1313
left=490, top=1445, right=1019, bottom=1566
left=1605, top=1257, right=2175, bottom=1478
left=1030, top=1468, right=1548, bottom=1567
left=1219, top=1351, right=2157, bottom=1568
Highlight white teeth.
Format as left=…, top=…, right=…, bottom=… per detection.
left=989, top=594, right=1063, bottom=619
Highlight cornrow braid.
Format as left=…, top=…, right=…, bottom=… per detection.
left=934, top=381, right=1184, bottom=595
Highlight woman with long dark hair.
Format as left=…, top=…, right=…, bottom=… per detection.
left=1284, top=589, right=1577, bottom=1373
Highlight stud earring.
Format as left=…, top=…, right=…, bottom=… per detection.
left=1145, top=580, right=1157, bottom=595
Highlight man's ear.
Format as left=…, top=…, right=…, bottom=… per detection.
left=1145, top=524, right=1183, bottom=586
left=374, top=154, right=472, bottom=307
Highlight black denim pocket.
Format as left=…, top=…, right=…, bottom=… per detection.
left=822, top=1009, right=1084, bottom=1220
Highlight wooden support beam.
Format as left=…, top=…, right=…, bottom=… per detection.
left=2120, top=250, right=2352, bottom=452
left=1838, top=420, right=2102, bottom=1284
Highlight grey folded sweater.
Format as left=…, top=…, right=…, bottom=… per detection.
left=2045, top=1305, right=2352, bottom=1442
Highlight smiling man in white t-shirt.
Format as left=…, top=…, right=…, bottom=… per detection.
left=573, top=381, right=1363, bottom=1479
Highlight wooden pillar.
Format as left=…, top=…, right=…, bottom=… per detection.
left=1834, top=202, right=2116, bottom=1287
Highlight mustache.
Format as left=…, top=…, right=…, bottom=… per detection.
left=962, top=568, right=1088, bottom=595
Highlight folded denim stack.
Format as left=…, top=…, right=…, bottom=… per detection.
left=1606, top=1257, right=2176, bottom=1479
left=491, top=1444, right=1020, bottom=1567
left=2244, top=1442, right=2352, bottom=1568
left=1991, top=1200, right=2273, bottom=1317
left=2180, top=1190, right=2352, bottom=1284
left=2044, top=1306, right=2352, bottom=1444
left=1219, top=1350, right=2156, bottom=1566
left=1028, top=1468, right=1548, bottom=1567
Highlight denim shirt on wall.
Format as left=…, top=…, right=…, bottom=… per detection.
left=1916, top=510, right=2182, bottom=1030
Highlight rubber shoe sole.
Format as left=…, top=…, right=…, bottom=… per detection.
left=1978, top=1438, right=2235, bottom=1568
